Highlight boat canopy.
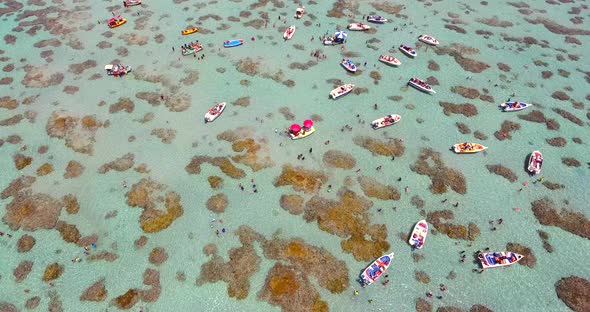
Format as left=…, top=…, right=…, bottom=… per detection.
left=104, top=64, right=114, bottom=70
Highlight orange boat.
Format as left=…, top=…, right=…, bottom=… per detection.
left=108, top=18, right=126, bottom=28
left=181, top=27, right=198, bottom=35
left=453, top=142, right=487, bottom=154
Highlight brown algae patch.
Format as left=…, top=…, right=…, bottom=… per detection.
left=13, top=153, right=32, bottom=170
left=109, top=98, right=135, bottom=113
left=506, top=243, right=536, bottom=268
left=322, top=150, right=356, bottom=169
left=185, top=156, right=246, bottom=179
left=232, top=96, right=250, bottom=107
left=42, top=263, right=64, bottom=282
left=273, top=165, right=328, bottom=194
left=98, top=153, right=135, bottom=173
left=415, top=270, right=431, bottom=284
left=531, top=198, right=590, bottom=239
left=357, top=176, right=400, bottom=200
left=518, top=110, right=560, bottom=130
left=3, top=193, right=63, bottom=231
left=206, top=194, right=228, bottom=213
left=63, top=194, right=80, bottom=214
left=279, top=194, right=304, bottom=215
left=149, top=247, right=169, bottom=265
left=217, top=128, right=274, bottom=171
left=64, top=160, right=85, bottom=178
left=411, top=148, right=467, bottom=194
left=546, top=137, right=566, bottom=147
left=17, top=234, right=36, bottom=252
left=14, top=260, right=33, bottom=283
left=427, top=210, right=480, bottom=241
left=439, top=102, right=478, bottom=117
left=126, top=178, right=184, bottom=233
left=353, top=136, right=405, bottom=157
left=151, top=128, right=176, bottom=144
left=80, top=278, right=108, bottom=302
left=36, top=163, right=54, bottom=176
left=553, top=108, right=583, bottom=126
left=46, top=111, right=103, bottom=154
left=208, top=176, right=223, bottom=189
left=486, top=164, right=518, bottom=182
left=304, top=189, right=389, bottom=261
left=494, top=120, right=521, bottom=140
left=555, top=276, right=590, bottom=312
left=278, top=107, right=295, bottom=120
left=562, top=157, right=581, bottom=167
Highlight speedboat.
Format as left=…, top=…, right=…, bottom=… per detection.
left=323, top=37, right=344, bottom=45
left=367, top=15, right=387, bottom=23
left=379, top=54, right=401, bottom=66
left=294, top=6, right=305, bottom=19
left=527, top=151, right=543, bottom=175
left=408, top=220, right=428, bottom=249
left=341, top=59, right=357, bottom=73
left=330, top=84, right=354, bottom=99
left=289, top=126, right=315, bottom=140
left=181, top=27, right=198, bottom=35
left=224, top=39, right=243, bottom=48
left=478, top=252, right=524, bottom=269
left=108, top=18, right=126, bottom=29
left=408, top=77, right=435, bottom=94
left=372, top=114, right=401, bottom=129
left=399, top=45, right=417, bottom=58
left=452, top=142, right=487, bottom=154
left=418, top=34, right=439, bottom=46
left=124, top=0, right=141, bottom=6
left=348, top=22, right=371, bottom=31
left=204, top=102, right=226, bottom=123
left=500, top=101, right=532, bottom=112
left=105, top=64, right=131, bottom=77
left=284, top=25, right=296, bottom=40
left=360, top=252, right=394, bottom=287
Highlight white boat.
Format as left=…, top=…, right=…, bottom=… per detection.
left=323, top=37, right=344, bottom=45
left=527, top=151, right=543, bottom=175
left=289, top=126, right=315, bottom=140
left=360, top=252, right=394, bottom=286
left=379, top=54, right=401, bottom=66
left=367, top=15, right=387, bottom=23
left=399, top=45, right=417, bottom=58
left=294, top=6, right=305, bottom=19
left=348, top=22, right=371, bottom=31
left=408, top=77, right=435, bottom=94
left=408, top=220, right=428, bottom=249
left=340, top=59, right=357, bottom=73
left=204, top=102, right=226, bottom=123
left=105, top=64, right=131, bottom=76
left=283, top=25, right=296, bottom=40
left=124, top=0, right=141, bottom=6
left=330, top=84, right=354, bottom=99
left=418, top=34, right=439, bottom=46
left=452, top=142, right=487, bottom=154
left=500, top=101, right=532, bottom=112
left=478, top=252, right=524, bottom=269
left=372, top=114, right=401, bottom=129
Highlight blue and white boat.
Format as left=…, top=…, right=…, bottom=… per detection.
left=399, top=45, right=417, bottom=58
left=499, top=101, right=532, bottom=112
left=367, top=15, right=387, bottom=23
left=223, top=39, right=243, bottom=48
left=360, top=252, right=394, bottom=286
left=341, top=59, right=357, bottom=73
left=478, top=251, right=523, bottom=269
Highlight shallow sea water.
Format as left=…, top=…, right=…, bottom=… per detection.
left=1, top=0, right=589, bottom=311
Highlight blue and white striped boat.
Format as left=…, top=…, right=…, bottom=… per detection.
left=360, top=252, right=394, bottom=286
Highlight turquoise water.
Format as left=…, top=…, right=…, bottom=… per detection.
left=1, top=0, right=589, bottom=311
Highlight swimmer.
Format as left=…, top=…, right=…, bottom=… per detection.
left=405, top=186, right=410, bottom=193
left=353, top=290, right=359, bottom=296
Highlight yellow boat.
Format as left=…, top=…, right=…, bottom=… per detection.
left=453, top=142, right=487, bottom=154
left=181, top=27, right=198, bottom=35
left=289, top=126, right=315, bottom=140
left=108, top=18, right=126, bottom=29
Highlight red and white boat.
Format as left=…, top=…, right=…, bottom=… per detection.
left=360, top=252, right=394, bottom=286
left=283, top=25, right=296, bottom=40
left=204, top=102, right=226, bottom=123
left=124, top=0, right=141, bottom=6
left=500, top=101, right=532, bottom=112
left=372, top=114, right=401, bottom=129
left=348, top=22, right=371, bottom=31
left=478, top=252, right=524, bottom=269
left=294, top=6, right=305, bottom=19
left=408, top=77, right=435, bottom=94
left=408, top=220, right=428, bottom=249
left=527, top=151, right=543, bottom=175
left=399, top=45, right=417, bottom=58
left=379, top=54, right=401, bottom=66
left=330, top=84, right=354, bottom=99
left=340, top=59, right=357, bottom=73
left=418, top=34, right=439, bottom=46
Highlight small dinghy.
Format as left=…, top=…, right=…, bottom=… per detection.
left=527, top=151, right=543, bottom=175
left=418, top=34, right=439, bottom=46
left=181, top=27, right=198, bottom=35
left=453, top=142, right=487, bottom=154
left=330, top=84, right=354, bottom=99
left=224, top=39, right=243, bottom=48
left=108, top=17, right=126, bottom=29
left=379, top=54, right=401, bottom=66
left=408, top=220, right=428, bottom=249
left=500, top=101, right=532, bottom=112
left=323, top=37, right=344, bottom=45
left=124, top=0, right=141, bottom=6
left=294, top=6, right=305, bottom=19
left=372, top=114, right=401, bottom=129
left=348, top=22, right=371, bottom=31
left=204, top=102, right=226, bottom=123
left=399, top=45, right=417, bottom=58
left=360, top=252, right=394, bottom=287
left=367, top=15, right=387, bottom=23
left=478, top=252, right=524, bottom=269
left=408, top=77, right=435, bottom=94
left=284, top=25, right=296, bottom=40
left=341, top=59, right=357, bottom=73
left=105, top=64, right=131, bottom=77
left=288, top=120, right=315, bottom=140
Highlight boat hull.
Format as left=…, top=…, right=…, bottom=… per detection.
left=289, top=126, right=315, bottom=140
left=348, top=23, right=370, bottom=31
left=205, top=102, right=226, bottom=123
left=478, top=252, right=524, bottom=269
left=418, top=35, right=439, bottom=45
left=379, top=55, right=401, bottom=66
left=224, top=39, right=243, bottom=48
left=527, top=151, right=543, bottom=175
left=181, top=28, right=198, bottom=35
left=367, top=16, right=387, bottom=23
left=408, top=79, right=435, bottom=93
left=360, top=252, right=394, bottom=286
left=124, top=0, right=141, bottom=6
left=109, top=19, right=127, bottom=28
left=399, top=46, right=417, bottom=58
left=284, top=25, right=296, bottom=40
left=500, top=102, right=532, bottom=112
left=372, top=114, right=401, bottom=129
left=341, top=60, right=357, bottom=72
left=453, top=143, right=487, bottom=154
left=408, top=220, right=428, bottom=249
left=330, top=84, right=354, bottom=99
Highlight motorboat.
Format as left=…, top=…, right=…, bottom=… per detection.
left=360, top=252, right=394, bottom=286
left=224, top=39, right=244, bottom=48
left=408, top=220, right=428, bottom=249
left=181, top=27, right=198, bottom=35
left=294, top=6, right=305, bottom=19
left=341, top=59, right=357, bottom=73
left=478, top=252, right=524, bottom=269
left=330, top=84, right=354, bottom=99
left=205, top=102, right=226, bottom=123
left=284, top=25, right=296, bottom=40
left=348, top=22, right=371, bottom=31
left=500, top=101, right=532, bottom=112
left=527, top=151, right=543, bottom=175
left=108, top=17, right=126, bottom=29
left=124, top=0, right=141, bottom=6
left=367, top=15, right=387, bottom=23
left=399, top=45, right=417, bottom=58
left=408, top=77, right=435, bottom=94
left=371, top=114, right=401, bottom=129
left=453, top=142, right=487, bottom=154
left=379, top=54, right=401, bottom=66
left=418, top=34, right=439, bottom=46
left=105, top=64, right=131, bottom=77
